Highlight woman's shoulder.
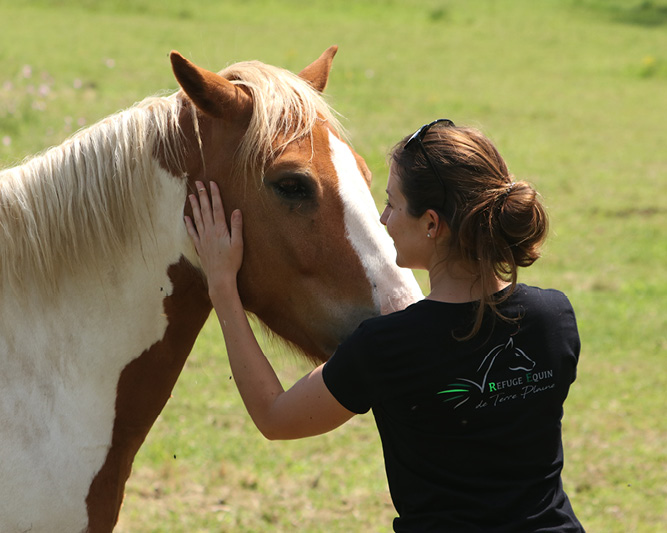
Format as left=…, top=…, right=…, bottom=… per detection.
left=508, top=284, right=578, bottom=331
left=512, top=283, right=574, bottom=309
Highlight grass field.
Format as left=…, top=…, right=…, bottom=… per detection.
left=1, top=0, right=666, bottom=531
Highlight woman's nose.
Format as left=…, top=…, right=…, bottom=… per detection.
left=380, top=206, right=389, bottom=226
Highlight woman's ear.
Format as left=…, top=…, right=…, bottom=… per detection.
left=423, top=208, right=449, bottom=239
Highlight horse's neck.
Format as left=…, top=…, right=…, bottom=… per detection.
left=0, top=161, right=209, bottom=532
left=0, top=95, right=215, bottom=532
left=470, top=338, right=510, bottom=388
left=85, top=256, right=211, bottom=529
left=2, top=94, right=203, bottom=366
left=0, top=95, right=196, bottom=300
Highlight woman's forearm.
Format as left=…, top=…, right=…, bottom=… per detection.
left=209, top=283, right=286, bottom=438
left=209, top=281, right=354, bottom=441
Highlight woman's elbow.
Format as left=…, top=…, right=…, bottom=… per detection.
left=255, top=419, right=288, bottom=441
left=259, top=427, right=282, bottom=441
left=256, top=419, right=305, bottom=441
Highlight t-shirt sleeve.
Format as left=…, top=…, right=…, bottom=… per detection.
left=322, top=323, right=374, bottom=414
left=543, top=288, right=581, bottom=383
left=560, top=293, right=581, bottom=383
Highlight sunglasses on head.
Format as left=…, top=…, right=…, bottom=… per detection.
left=404, top=118, right=455, bottom=197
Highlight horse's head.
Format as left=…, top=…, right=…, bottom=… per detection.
left=501, top=338, right=536, bottom=372
left=170, top=48, right=423, bottom=362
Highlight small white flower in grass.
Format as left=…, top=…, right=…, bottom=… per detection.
left=2, top=136, right=11, bottom=147
left=73, top=79, right=83, bottom=89
left=22, top=65, right=32, bottom=78
left=105, top=58, right=116, bottom=69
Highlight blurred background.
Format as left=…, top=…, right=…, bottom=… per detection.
left=1, top=1, right=665, bottom=531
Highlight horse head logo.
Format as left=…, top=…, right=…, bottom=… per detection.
left=437, top=337, right=535, bottom=408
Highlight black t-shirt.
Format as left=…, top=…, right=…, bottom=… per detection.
left=322, top=284, right=584, bottom=532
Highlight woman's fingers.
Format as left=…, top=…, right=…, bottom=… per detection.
left=184, top=181, right=244, bottom=278
left=184, top=214, right=197, bottom=241
left=196, top=181, right=215, bottom=229
left=230, top=209, right=243, bottom=251
left=193, top=181, right=231, bottom=236
left=186, top=181, right=237, bottom=248
left=209, top=181, right=227, bottom=226
left=188, top=192, right=205, bottom=236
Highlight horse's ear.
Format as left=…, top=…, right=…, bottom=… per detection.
left=170, top=51, right=252, bottom=120
left=298, top=45, right=338, bottom=93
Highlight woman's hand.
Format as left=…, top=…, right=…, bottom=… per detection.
left=184, top=180, right=243, bottom=295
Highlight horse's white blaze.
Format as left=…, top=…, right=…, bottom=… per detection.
left=329, top=131, right=423, bottom=314
left=0, top=163, right=192, bottom=533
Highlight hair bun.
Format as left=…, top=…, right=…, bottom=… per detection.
left=496, top=180, right=548, bottom=267
left=502, top=181, right=517, bottom=200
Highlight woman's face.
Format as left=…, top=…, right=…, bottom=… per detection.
left=380, top=166, right=431, bottom=270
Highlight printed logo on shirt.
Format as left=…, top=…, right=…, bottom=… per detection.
left=436, top=337, right=556, bottom=410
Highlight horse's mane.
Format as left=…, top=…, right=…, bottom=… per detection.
left=0, top=95, right=185, bottom=296
left=0, top=57, right=345, bottom=297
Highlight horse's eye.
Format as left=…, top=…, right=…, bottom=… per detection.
left=272, top=176, right=313, bottom=201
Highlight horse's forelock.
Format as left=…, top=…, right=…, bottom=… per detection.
left=219, top=60, right=346, bottom=180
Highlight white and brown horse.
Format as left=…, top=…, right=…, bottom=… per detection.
left=0, top=47, right=422, bottom=532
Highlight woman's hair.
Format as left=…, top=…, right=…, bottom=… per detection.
left=390, top=123, right=549, bottom=340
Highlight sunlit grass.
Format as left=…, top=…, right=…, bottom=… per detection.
left=1, top=0, right=665, bottom=531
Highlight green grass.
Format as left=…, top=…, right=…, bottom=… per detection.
left=1, top=0, right=666, bottom=531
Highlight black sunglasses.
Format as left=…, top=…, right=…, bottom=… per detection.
left=404, top=118, right=455, bottom=197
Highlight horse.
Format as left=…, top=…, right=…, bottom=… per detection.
left=0, top=47, right=423, bottom=533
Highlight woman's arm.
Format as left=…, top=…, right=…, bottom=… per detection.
left=185, top=181, right=355, bottom=440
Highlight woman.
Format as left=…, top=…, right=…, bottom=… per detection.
left=185, top=120, right=584, bottom=532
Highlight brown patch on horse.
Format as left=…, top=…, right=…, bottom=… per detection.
left=85, top=259, right=211, bottom=531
